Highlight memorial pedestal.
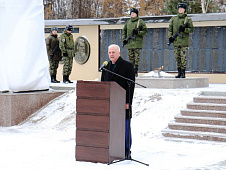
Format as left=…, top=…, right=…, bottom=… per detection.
left=135, top=77, right=209, bottom=89
left=0, top=90, right=65, bottom=127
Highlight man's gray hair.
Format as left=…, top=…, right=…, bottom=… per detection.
left=108, top=44, right=120, bottom=52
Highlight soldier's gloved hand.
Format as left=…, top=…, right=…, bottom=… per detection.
left=49, top=54, right=53, bottom=60
left=123, top=40, right=128, bottom=45
left=179, top=25, right=186, bottom=32
left=132, top=29, right=138, bottom=35
left=169, top=37, right=174, bottom=43
left=63, top=53, right=68, bottom=57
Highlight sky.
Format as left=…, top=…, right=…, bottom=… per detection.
left=0, top=83, right=226, bottom=170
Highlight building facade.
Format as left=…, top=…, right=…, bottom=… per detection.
left=45, top=13, right=226, bottom=83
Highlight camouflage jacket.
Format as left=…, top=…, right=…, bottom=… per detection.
left=46, top=33, right=61, bottom=61
left=59, top=30, right=75, bottom=56
left=122, top=17, right=148, bottom=49
left=168, top=13, right=194, bottom=47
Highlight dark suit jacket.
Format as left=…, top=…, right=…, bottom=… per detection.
left=101, top=57, right=135, bottom=107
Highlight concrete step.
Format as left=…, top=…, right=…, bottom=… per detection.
left=187, top=102, right=226, bottom=111
left=162, top=93, right=226, bottom=143
left=174, top=115, right=226, bottom=125
left=181, top=109, right=226, bottom=118
left=168, top=122, right=226, bottom=134
left=193, top=96, right=226, bottom=104
left=162, top=129, right=226, bottom=142
left=200, top=91, right=226, bottom=97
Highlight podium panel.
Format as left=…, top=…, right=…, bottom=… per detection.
left=76, top=130, right=109, bottom=147
left=76, top=81, right=126, bottom=163
left=76, top=99, right=109, bottom=115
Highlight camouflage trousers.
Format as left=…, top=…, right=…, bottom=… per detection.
left=49, top=60, right=59, bottom=75
left=128, top=48, right=141, bottom=68
left=174, top=46, right=188, bottom=69
left=62, top=56, right=73, bottom=76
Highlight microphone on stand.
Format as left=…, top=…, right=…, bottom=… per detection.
left=99, top=61, right=108, bottom=71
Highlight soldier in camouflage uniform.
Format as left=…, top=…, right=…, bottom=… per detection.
left=59, top=25, right=75, bottom=83
left=168, top=3, right=194, bottom=78
left=122, top=8, right=147, bottom=77
left=46, top=27, right=61, bottom=83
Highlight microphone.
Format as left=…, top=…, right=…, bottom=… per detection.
left=99, top=61, right=108, bottom=71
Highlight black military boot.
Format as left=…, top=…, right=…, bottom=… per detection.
left=66, top=75, right=73, bottom=83
left=51, top=75, right=58, bottom=83
left=51, top=75, right=60, bottom=83
left=51, top=75, right=55, bottom=83
left=175, top=68, right=182, bottom=78
left=63, top=75, right=67, bottom=83
left=181, top=69, right=186, bottom=78
left=134, top=65, right=138, bottom=77
left=53, top=75, right=60, bottom=83
left=63, top=75, right=73, bottom=83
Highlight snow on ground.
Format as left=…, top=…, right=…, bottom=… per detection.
left=1, top=84, right=226, bottom=170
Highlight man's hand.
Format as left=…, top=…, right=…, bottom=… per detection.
left=63, top=53, right=68, bottom=57
left=179, top=25, right=186, bottom=32
left=125, top=103, right=129, bottom=109
left=169, top=37, right=175, bottom=43
left=123, top=40, right=128, bottom=45
left=132, top=29, right=138, bottom=35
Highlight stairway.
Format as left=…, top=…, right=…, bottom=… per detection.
left=162, top=92, right=226, bottom=142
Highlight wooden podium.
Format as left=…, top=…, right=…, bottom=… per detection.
left=76, top=81, right=126, bottom=163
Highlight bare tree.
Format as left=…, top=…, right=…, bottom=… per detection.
left=102, top=0, right=125, bottom=17
left=201, top=0, right=210, bottom=13
left=66, top=0, right=79, bottom=18
left=91, top=0, right=103, bottom=18
left=43, top=0, right=226, bottom=19
left=43, top=0, right=67, bottom=19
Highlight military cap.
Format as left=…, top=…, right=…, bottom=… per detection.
left=66, top=25, right=73, bottom=31
left=51, top=27, right=58, bottom=32
left=177, top=3, right=187, bottom=11
left=130, top=8, right=139, bottom=16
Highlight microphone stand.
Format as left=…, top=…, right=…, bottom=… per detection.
left=101, top=68, right=147, bottom=88
left=101, top=67, right=149, bottom=166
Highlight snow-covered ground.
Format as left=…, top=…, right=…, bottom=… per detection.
left=1, top=84, right=226, bottom=170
